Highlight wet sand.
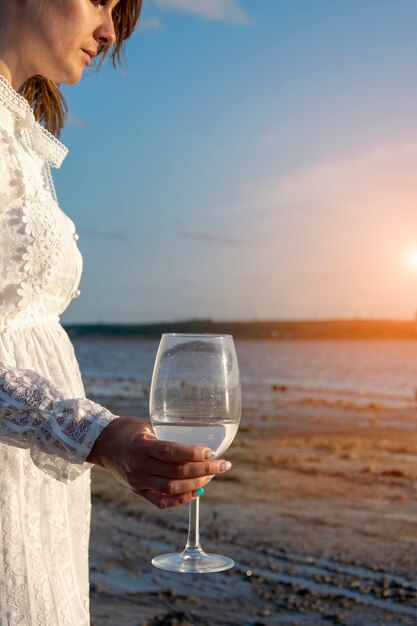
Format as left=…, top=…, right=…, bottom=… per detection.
left=89, top=396, right=417, bottom=626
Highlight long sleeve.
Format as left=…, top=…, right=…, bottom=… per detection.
left=0, top=362, right=117, bottom=482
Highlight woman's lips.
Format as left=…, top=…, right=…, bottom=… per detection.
left=82, top=50, right=93, bottom=65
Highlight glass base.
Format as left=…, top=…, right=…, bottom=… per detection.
left=152, top=550, right=234, bottom=573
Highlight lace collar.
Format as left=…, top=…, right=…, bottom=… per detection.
left=0, top=75, right=68, bottom=169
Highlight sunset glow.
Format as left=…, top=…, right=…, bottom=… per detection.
left=406, top=248, right=417, bottom=271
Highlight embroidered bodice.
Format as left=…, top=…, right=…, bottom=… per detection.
left=0, top=75, right=82, bottom=330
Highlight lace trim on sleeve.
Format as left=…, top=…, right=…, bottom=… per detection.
left=0, top=364, right=118, bottom=483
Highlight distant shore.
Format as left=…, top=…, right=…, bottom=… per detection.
left=65, top=319, right=417, bottom=340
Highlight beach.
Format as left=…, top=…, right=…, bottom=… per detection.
left=79, top=338, right=417, bottom=626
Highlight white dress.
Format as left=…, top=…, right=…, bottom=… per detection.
left=0, top=75, right=117, bottom=625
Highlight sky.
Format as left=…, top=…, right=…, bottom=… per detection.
left=57, top=0, right=417, bottom=324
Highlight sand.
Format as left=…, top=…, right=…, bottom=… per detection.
left=89, top=395, right=417, bottom=626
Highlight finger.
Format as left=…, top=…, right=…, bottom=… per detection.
left=142, top=474, right=214, bottom=496
left=145, top=439, right=216, bottom=463
left=146, top=459, right=231, bottom=479
left=138, top=489, right=199, bottom=510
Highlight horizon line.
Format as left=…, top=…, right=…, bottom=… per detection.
left=63, top=317, right=417, bottom=326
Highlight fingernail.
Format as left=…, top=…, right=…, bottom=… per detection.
left=204, top=449, right=215, bottom=459
left=219, top=461, right=232, bottom=471
left=195, top=487, right=205, bottom=496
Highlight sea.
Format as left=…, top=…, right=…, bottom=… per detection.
left=73, top=337, right=417, bottom=425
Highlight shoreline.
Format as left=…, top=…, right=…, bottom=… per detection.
left=89, top=403, right=417, bottom=625
left=66, top=319, right=417, bottom=341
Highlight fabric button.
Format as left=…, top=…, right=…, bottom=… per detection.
left=73, top=289, right=81, bottom=299
left=73, top=233, right=79, bottom=241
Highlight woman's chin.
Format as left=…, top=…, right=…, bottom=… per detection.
left=63, top=75, right=83, bottom=85
left=57, top=67, right=84, bottom=85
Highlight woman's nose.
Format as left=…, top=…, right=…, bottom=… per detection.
left=95, top=16, right=117, bottom=48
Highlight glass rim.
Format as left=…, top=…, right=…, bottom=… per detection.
left=161, top=333, right=233, bottom=339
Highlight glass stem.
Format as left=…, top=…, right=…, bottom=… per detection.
left=183, top=497, right=204, bottom=557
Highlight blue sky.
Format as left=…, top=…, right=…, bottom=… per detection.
left=58, top=0, right=417, bottom=323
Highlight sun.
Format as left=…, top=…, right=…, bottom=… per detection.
left=406, top=248, right=417, bottom=271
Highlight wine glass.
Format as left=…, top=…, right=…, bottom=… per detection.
left=149, top=333, right=241, bottom=573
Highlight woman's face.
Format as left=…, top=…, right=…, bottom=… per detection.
left=20, top=0, right=119, bottom=85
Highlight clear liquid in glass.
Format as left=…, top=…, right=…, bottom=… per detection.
left=152, top=420, right=239, bottom=458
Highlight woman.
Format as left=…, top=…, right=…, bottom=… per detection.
left=0, top=1, right=231, bottom=624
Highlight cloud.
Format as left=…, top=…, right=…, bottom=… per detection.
left=385, top=179, right=417, bottom=190
left=236, top=274, right=267, bottom=283
left=237, top=138, right=417, bottom=222
left=295, top=269, right=375, bottom=282
left=153, top=0, right=253, bottom=24
left=66, top=114, right=87, bottom=129
left=224, top=138, right=417, bottom=317
left=83, top=228, right=130, bottom=242
left=139, top=16, right=163, bottom=31
left=179, top=229, right=250, bottom=246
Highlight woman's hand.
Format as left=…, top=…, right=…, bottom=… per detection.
left=86, top=417, right=231, bottom=509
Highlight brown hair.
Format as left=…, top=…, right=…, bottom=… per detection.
left=19, top=0, right=143, bottom=137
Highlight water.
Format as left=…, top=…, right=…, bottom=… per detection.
left=72, top=337, right=417, bottom=413
left=151, top=421, right=239, bottom=458
left=236, top=339, right=417, bottom=404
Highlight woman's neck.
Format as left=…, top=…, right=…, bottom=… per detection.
left=0, top=61, right=13, bottom=87
left=0, top=4, right=29, bottom=90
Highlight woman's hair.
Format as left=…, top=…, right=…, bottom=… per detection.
left=19, top=0, right=143, bottom=137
